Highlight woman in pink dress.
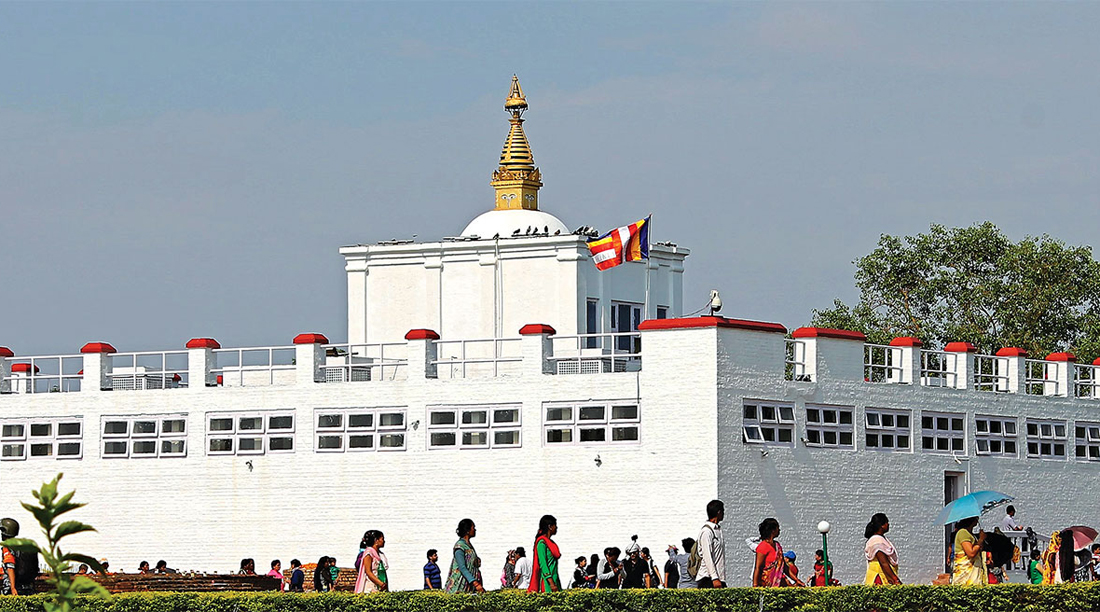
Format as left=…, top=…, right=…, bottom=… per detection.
left=354, top=530, right=389, bottom=593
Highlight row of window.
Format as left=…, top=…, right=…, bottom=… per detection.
left=742, top=401, right=1100, bottom=461
left=0, top=402, right=642, bottom=460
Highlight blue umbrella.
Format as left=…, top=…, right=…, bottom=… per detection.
left=933, top=490, right=1014, bottom=525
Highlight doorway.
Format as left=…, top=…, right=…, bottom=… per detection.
left=943, top=471, right=966, bottom=573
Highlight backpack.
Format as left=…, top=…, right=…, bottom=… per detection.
left=688, top=523, right=717, bottom=580
left=13, top=548, right=39, bottom=594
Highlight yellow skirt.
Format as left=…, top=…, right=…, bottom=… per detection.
left=951, top=553, right=987, bottom=585
left=865, top=559, right=897, bottom=585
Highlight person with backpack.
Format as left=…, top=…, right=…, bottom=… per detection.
left=669, top=538, right=696, bottom=588
left=692, top=500, right=726, bottom=588
left=1, top=518, right=36, bottom=596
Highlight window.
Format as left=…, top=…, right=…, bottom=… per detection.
left=585, top=299, right=599, bottom=349
left=804, top=405, right=853, bottom=449
left=1, top=418, right=83, bottom=461
left=921, top=412, right=965, bottom=455
left=975, top=416, right=1018, bottom=457
left=656, top=307, right=668, bottom=320
left=1026, top=418, right=1067, bottom=459
left=428, top=404, right=520, bottom=449
left=742, top=401, right=794, bottom=446
left=1075, top=422, right=1100, bottom=462
left=611, top=302, right=642, bottom=352
left=543, top=402, right=639, bottom=446
left=101, top=414, right=187, bottom=458
left=864, top=408, right=911, bottom=452
left=206, top=411, right=295, bottom=456
left=314, top=408, right=406, bottom=452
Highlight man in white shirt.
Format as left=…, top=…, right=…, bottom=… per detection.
left=513, top=547, right=532, bottom=589
left=696, top=499, right=726, bottom=588
left=1000, top=505, right=1026, bottom=532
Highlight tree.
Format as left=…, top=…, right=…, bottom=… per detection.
left=811, top=223, right=1100, bottom=361
left=1, top=473, right=109, bottom=612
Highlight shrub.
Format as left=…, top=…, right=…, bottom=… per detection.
left=2, top=585, right=1100, bottom=612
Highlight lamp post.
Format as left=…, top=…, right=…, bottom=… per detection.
left=817, top=521, right=831, bottom=586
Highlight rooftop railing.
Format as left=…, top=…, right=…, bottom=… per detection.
left=431, top=338, right=523, bottom=379
left=1, top=355, right=83, bottom=394
left=864, top=344, right=902, bottom=383
left=919, top=350, right=957, bottom=388
left=1025, top=359, right=1056, bottom=396
left=549, top=332, right=641, bottom=375
left=320, top=343, right=408, bottom=383
left=973, top=355, right=1008, bottom=392
left=108, top=351, right=189, bottom=391
left=211, top=346, right=296, bottom=387
left=785, top=339, right=808, bottom=382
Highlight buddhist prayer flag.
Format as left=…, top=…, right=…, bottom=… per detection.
left=587, top=216, right=650, bottom=271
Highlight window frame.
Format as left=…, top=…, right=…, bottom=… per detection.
left=742, top=400, right=795, bottom=447
left=1025, top=417, right=1068, bottom=460
left=100, top=414, right=188, bottom=459
left=864, top=407, right=912, bottom=453
left=1075, top=421, right=1100, bottom=462
left=920, top=411, right=966, bottom=456
left=804, top=404, right=855, bottom=449
left=974, top=415, right=1018, bottom=457
left=1, top=417, right=84, bottom=461
left=542, top=401, right=640, bottom=447
left=428, top=404, right=521, bottom=450
left=206, top=410, right=296, bottom=457
left=313, top=407, right=406, bottom=453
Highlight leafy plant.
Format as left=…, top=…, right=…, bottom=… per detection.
left=1, top=473, right=109, bottom=612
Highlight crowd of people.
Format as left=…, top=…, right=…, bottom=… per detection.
left=4, top=501, right=1100, bottom=595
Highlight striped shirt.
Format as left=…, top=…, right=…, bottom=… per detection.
left=423, top=561, right=442, bottom=589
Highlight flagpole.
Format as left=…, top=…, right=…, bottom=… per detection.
left=643, top=214, right=652, bottom=321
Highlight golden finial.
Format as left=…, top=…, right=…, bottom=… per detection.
left=504, top=74, right=528, bottom=117
left=491, top=75, right=541, bottom=211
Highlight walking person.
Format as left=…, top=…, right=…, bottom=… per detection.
left=783, top=551, right=805, bottom=587
left=864, top=513, right=901, bottom=585
left=570, top=556, right=588, bottom=589
left=697, top=500, right=726, bottom=588
left=424, top=549, right=442, bottom=590
left=669, top=539, right=695, bottom=589
left=314, top=556, right=333, bottom=592
left=288, top=559, right=305, bottom=592
left=514, top=547, right=531, bottom=589
left=445, top=518, right=485, bottom=593
left=752, top=518, right=785, bottom=587
left=354, top=530, right=389, bottom=593
left=663, top=545, right=680, bottom=589
left=951, top=517, right=987, bottom=585
left=596, top=547, right=623, bottom=589
left=527, top=514, right=561, bottom=592
left=622, top=538, right=648, bottom=588
left=501, top=550, right=518, bottom=588
left=586, top=553, right=599, bottom=587
left=641, top=547, right=661, bottom=589
left=267, top=559, right=286, bottom=590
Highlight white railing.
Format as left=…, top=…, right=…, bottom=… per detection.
left=321, top=343, right=408, bottom=382
left=864, top=344, right=902, bottom=383
left=973, top=355, right=1008, bottom=392
left=212, top=346, right=296, bottom=387
left=108, top=351, right=189, bottom=391
left=920, top=350, right=957, bottom=388
left=2, top=355, right=84, bottom=394
left=549, top=332, right=641, bottom=375
left=1075, top=364, right=1100, bottom=399
left=786, top=339, right=808, bottom=382
left=432, top=338, right=523, bottom=379
left=1025, top=359, right=1056, bottom=396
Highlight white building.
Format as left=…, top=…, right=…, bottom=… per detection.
left=3, top=78, right=1100, bottom=589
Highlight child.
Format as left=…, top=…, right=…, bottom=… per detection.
left=329, top=557, right=340, bottom=589
left=289, top=559, right=305, bottom=592
left=783, top=551, right=805, bottom=586
left=571, top=556, right=588, bottom=588
left=811, top=550, right=837, bottom=586
left=1028, top=549, right=1043, bottom=584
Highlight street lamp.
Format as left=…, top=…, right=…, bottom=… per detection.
left=817, top=521, right=831, bottom=586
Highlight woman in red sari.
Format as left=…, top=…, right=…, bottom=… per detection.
left=527, top=515, right=562, bottom=592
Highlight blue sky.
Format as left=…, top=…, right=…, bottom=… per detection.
left=2, top=2, right=1098, bottom=353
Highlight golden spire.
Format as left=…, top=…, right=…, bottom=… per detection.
left=491, top=75, right=542, bottom=211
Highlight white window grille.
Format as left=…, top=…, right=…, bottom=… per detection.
left=785, top=340, right=808, bottom=382
left=314, top=408, right=406, bottom=452
left=610, top=302, right=642, bottom=353
left=864, top=345, right=902, bottom=383
left=1075, top=422, right=1100, bottom=462
left=1075, top=364, right=1100, bottom=398
left=920, top=351, right=957, bottom=387
left=427, top=405, right=521, bottom=450
left=542, top=402, right=640, bottom=446
left=864, top=408, right=911, bottom=452
left=1025, top=418, right=1067, bottom=459
left=101, top=414, right=187, bottom=458
left=0, top=418, right=83, bottom=461
left=206, top=411, right=295, bottom=456
left=975, top=416, right=1018, bottom=457
left=743, top=401, right=795, bottom=446
left=920, top=412, right=965, bottom=455
left=804, top=405, right=854, bottom=448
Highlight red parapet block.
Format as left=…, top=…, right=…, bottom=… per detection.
left=186, top=338, right=221, bottom=349
left=519, top=324, right=557, bottom=336
left=405, top=329, right=441, bottom=341
left=889, top=337, right=922, bottom=347
left=81, top=342, right=117, bottom=354
left=996, top=347, right=1029, bottom=357
left=11, top=363, right=39, bottom=373
left=637, top=316, right=787, bottom=334
left=944, top=342, right=977, bottom=353
left=293, top=333, right=329, bottom=345
left=0, top=347, right=13, bottom=358
left=791, top=327, right=868, bottom=341
left=1046, top=352, right=1076, bottom=362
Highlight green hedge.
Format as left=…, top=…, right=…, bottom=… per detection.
left=2, top=585, right=1100, bottom=612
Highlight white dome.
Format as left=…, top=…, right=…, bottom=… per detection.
left=461, top=209, right=570, bottom=238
